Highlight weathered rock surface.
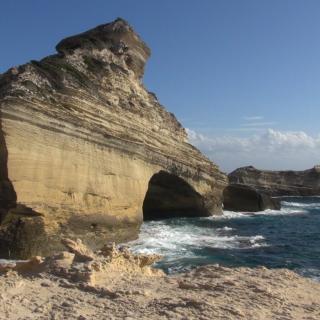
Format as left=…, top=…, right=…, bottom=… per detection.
left=223, top=184, right=281, bottom=212
left=0, top=18, right=227, bottom=258
left=0, top=246, right=319, bottom=320
left=61, top=238, right=94, bottom=262
left=0, top=238, right=163, bottom=287
left=229, top=166, right=320, bottom=196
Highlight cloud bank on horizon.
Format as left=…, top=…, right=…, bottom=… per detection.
left=187, top=128, right=320, bottom=173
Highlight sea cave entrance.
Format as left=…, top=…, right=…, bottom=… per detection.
left=143, top=170, right=209, bottom=220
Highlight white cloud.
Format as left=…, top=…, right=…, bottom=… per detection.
left=238, top=116, right=277, bottom=132
left=186, top=128, right=320, bottom=173
left=241, top=121, right=277, bottom=127
left=243, top=116, right=264, bottom=121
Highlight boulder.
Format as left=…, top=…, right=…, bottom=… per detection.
left=0, top=256, right=44, bottom=274
left=223, top=184, right=281, bottom=212
left=43, top=251, right=75, bottom=277
left=61, top=238, right=94, bottom=262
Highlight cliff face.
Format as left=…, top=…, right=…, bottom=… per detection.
left=228, top=166, right=320, bottom=196
left=0, top=19, right=227, bottom=258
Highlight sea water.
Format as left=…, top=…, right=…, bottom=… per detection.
left=129, top=197, right=320, bottom=281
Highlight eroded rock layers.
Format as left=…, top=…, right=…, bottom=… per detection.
left=229, top=166, right=320, bottom=196
left=0, top=18, right=227, bottom=258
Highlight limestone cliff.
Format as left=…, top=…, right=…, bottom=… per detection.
left=229, top=166, right=320, bottom=196
left=0, top=18, right=227, bottom=258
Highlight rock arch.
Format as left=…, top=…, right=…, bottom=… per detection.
left=143, top=170, right=210, bottom=220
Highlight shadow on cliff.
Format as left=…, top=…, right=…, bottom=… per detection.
left=143, top=170, right=210, bottom=220
left=0, top=108, right=18, bottom=257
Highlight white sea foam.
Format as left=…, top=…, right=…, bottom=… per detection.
left=212, top=211, right=248, bottom=219
left=282, top=201, right=306, bottom=207
left=282, top=201, right=320, bottom=209
left=274, top=195, right=320, bottom=199
left=217, top=226, right=233, bottom=231
left=212, top=206, right=308, bottom=220
left=250, top=235, right=265, bottom=241
left=129, top=219, right=267, bottom=260
left=254, top=208, right=307, bottom=215
left=298, top=268, right=320, bottom=282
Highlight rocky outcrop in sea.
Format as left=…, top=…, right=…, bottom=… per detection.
left=0, top=18, right=227, bottom=258
left=228, top=165, right=320, bottom=196
left=223, top=184, right=281, bottom=212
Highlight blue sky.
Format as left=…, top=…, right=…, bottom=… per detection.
left=1, top=0, right=320, bottom=172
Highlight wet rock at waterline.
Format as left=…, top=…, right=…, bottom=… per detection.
left=0, top=18, right=227, bottom=258
left=223, top=184, right=281, bottom=212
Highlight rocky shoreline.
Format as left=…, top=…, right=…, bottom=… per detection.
left=0, top=240, right=319, bottom=320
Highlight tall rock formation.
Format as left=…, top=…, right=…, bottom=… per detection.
left=229, top=166, right=320, bottom=196
left=0, top=18, right=227, bottom=258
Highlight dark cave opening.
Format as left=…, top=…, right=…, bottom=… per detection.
left=143, top=170, right=209, bottom=220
